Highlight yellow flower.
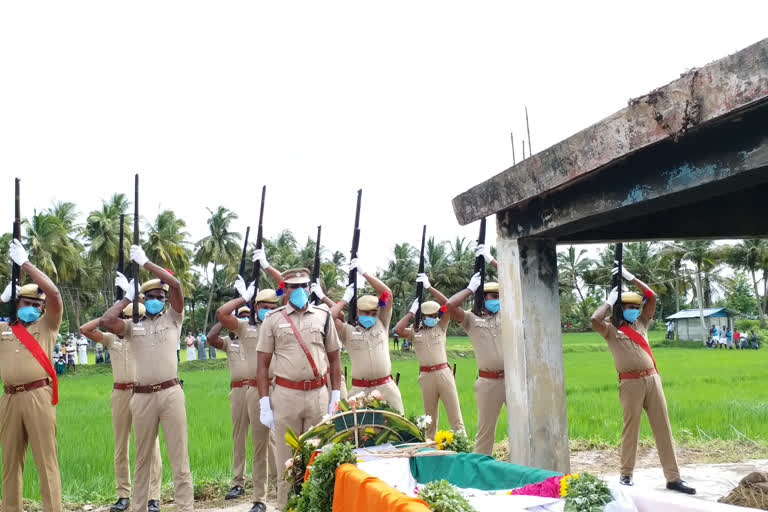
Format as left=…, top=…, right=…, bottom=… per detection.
left=435, top=430, right=453, bottom=449
left=560, top=473, right=576, bottom=497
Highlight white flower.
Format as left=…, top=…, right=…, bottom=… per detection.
left=284, top=458, right=293, bottom=469
left=369, top=390, right=383, bottom=400
left=416, top=414, right=433, bottom=429
left=351, top=391, right=365, bottom=401
left=307, top=438, right=321, bottom=447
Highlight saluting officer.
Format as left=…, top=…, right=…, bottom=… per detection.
left=256, top=268, right=343, bottom=508
left=80, top=303, right=163, bottom=512
left=100, top=245, right=194, bottom=512
left=324, top=257, right=403, bottom=413
left=394, top=273, right=464, bottom=440
left=591, top=265, right=695, bottom=495
left=446, top=245, right=502, bottom=455
left=0, top=240, right=63, bottom=512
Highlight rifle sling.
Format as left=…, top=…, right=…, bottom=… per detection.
left=280, top=309, right=321, bottom=379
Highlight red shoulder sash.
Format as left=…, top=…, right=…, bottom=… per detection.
left=11, top=323, right=58, bottom=405
left=618, top=324, right=657, bottom=370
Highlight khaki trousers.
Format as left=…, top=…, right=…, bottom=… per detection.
left=417, top=368, right=464, bottom=440
left=130, top=386, right=194, bottom=512
left=0, top=386, right=61, bottom=512
left=348, top=379, right=404, bottom=414
left=472, top=377, right=506, bottom=455
left=111, top=389, right=162, bottom=499
left=272, top=385, right=329, bottom=508
left=244, top=386, right=271, bottom=503
left=229, top=387, right=249, bottom=488
left=618, top=373, right=680, bottom=481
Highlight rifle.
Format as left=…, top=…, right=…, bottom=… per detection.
left=347, top=189, right=362, bottom=324
left=10, top=178, right=20, bottom=323
left=611, top=243, right=624, bottom=328
left=249, top=186, right=266, bottom=325
left=234, top=226, right=250, bottom=300
left=116, top=214, right=125, bottom=300
left=453, top=363, right=457, bottom=377
left=310, top=225, right=322, bottom=305
left=472, top=217, right=487, bottom=315
left=395, top=372, right=401, bottom=386
left=132, top=174, right=140, bottom=323
left=414, top=225, right=427, bottom=329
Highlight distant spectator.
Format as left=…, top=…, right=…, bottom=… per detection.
left=393, top=333, right=399, bottom=350
left=749, top=330, right=760, bottom=349
left=733, top=330, right=741, bottom=349
left=185, top=332, right=196, bottom=361
left=95, top=342, right=105, bottom=363
left=197, top=332, right=207, bottom=360
left=666, top=320, right=675, bottom=340
left=725, top=328, right=733, bottom=349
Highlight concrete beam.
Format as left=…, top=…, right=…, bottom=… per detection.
left=453, top=38, right=768, bottom=226
left=498, top=237, right=569, bottom=472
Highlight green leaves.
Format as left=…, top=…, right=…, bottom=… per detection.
left=418, top=480, right=477, bottom=512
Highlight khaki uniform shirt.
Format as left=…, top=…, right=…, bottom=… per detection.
left=121, top=307, right=184, bottom=385
left=101, top=331, right=136, bottom=384
left=339, top=307, right=393, bottom=379
left=604, top=317, right=654, bottom=373
left=409, top=321, right=449, bottom=367
left=257, top=304, right=341, bottom=381
left=234, top=318, right=275, bottom=379
left=461, top=310, right=503, bottom=372
left=221, top=333, right=250, bottom=382
left=0, top=313, right=61, bottom=385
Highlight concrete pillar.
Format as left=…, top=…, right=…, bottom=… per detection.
left=497, top=235, right=570, bottom=472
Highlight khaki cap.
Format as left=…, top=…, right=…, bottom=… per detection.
left=281, top=268, right=310, bottom=284
left=421, top=300, right=440, bottom=315
left=122, top=302, right=146, bottom=317
left=141, top=279, right=169, bottom=293
left=255, top=288, right=279, bottom=304
left=484, top=282, right=499, bottom=293
left=358, top=295, right=378, bottom=312
left=622, top=292, right=643, bottom=305
left=236, top=306, right=251, bottom=316
left=19, top=284, right=45, bottom=300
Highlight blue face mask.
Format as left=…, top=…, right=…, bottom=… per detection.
left=358, top=315, right=376, bottom=329
left=145, top=299, right=165, bottom=315
left=424, top=317, right=438, bottom=328
left=257, top=309, right=268, bottom=322
left=485, top=299, right=500, bottom=314
left=290, top=287, right=309, bottom=309
left=18, top=306, right=41, bottom=323
left=623, top=309, right=640, bottom=323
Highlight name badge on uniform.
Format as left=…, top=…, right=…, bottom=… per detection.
left=475, top=319, right=487, bottom=325
left=114, top=341, right=123, bottom=348
left=247, top=325, right=258, bottom=333
left=352, top=330, right=363, bottom=336
left=414, top=333, right=423, bottom=338
left=278, top=323, right=291, bottom=328
left=232, top=343, right=240, bottom=349
left=133, top=323, right=146, bottom=336
left=2, top=330, right=12, bottom=336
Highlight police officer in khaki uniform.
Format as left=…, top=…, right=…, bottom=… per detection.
left=256, top=268, right=343, bottom=508
left=100, top=245, right=194, bottom=512
left=394, top=273, right=464, bottom=440
left=446, top=245, right=503, bottom=455
left=591, top=265, right=695, bottom=495
left=324, top=257, right=403, bottom=413
left=0, top=240, right=62, bottom=512
left=80, top=303, right=163, bottom=512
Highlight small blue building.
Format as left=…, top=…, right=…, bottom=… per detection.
left=665, top=307, right=739, bottom=342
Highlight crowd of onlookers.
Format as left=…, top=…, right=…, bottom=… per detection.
left=706, top=324, right=760, bottom=349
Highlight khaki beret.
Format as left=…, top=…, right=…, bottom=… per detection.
left=622, top=292, right=643, bottom=305
left=122, top=302, right=146, bottom=317
left=281, top=268, right=310, bottom=284
left=421, top=300, right=440, bottom=315
left=255, top=288, right=279, bottom=304
left=236, top=306, right=251, bottom=316
left=141, top=279, right=169, bottom=293
left=484, top=282, right=499, bottom=293
left=19, top=284, right=45, bottom=300
left=358, top=295, right=378, bottom=312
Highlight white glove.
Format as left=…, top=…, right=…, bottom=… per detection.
left=329, top=389, right=341, bottom=414
left=466, top=272, right=482, bottom=292
left=9, top=239, right=28, bottom=266
left=605, top=286, right=619, bottom=306
left=234, top=275, right=255, bottom=302
left=409, top=298, right=420, bottom=315
left=350, top=258, right=365, bottom=276
left=259, top=396, right=275, bottom=429
left=253, top=248, right=270, bottom=269
left=310, top=280, right=326, bottom=300
left=115, top=272, right=136, bottom=301
left=130, top=245, right=149, bottom=267
left=476, top=244, right=493, bottom=264
left=342, top=283, right=355, bottom=303
left=612, top=262, right=635, bottom=281
left=1, top=281, right=20, bottom=303
left=416, top=272, right=431, bottom=290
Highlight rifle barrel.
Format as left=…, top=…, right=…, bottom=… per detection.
left=611, top=243, right=624, bottom=328
left=10, top=178, right=20, bottom=322
left=132, top=174, right=140, bottom=323
left=311, top=225, right=322, bottom=305
left=249, top=186, right=266, bottom=325
left=472, top=218, right=486, bottom=315
left=116, top=214, right=125, bottom=300
left=414, top=225, right=427, bottom=328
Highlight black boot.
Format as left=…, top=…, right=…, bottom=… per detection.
left=667, top=479, right=696, bottom=494
left=248, top=503, right=267, bottom=512
left=225, top=485, right=245, bottom=500
left=111, top=498, right=130, bottom=512
left=619, top=475, right=633, bottom=486
left=147, top=499, right=160, bottom=512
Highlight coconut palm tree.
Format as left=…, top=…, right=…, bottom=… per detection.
left=381, top=243, right=418, bottom=321
left=557, top=246, right=595, bottom=328
left=725, top=239, right=768, bottom=327
left=85, top=194, right=132, bottom=295
left=144, top=210, right=192, bottom=290
left=674, top=241, right=717, bottom=345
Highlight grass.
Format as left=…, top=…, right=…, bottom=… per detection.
left=2, top=332, right=767, bottom=504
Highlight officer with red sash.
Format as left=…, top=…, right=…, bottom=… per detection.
left=0, top=240, right=63, bottom=512
left=591, top=264, right=695, bottom=495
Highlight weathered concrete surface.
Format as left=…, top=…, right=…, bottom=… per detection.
left=453, top=37, right=768, bottom=226
left=498, top=237, right=569, bottom=472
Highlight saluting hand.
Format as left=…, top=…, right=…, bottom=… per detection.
left=115, top=272, right=136, bottom=301
left=130, top=245, right=149, bottom=267
left=253, top=249, right=270, bottom=269
left=1, top=281, right=20, bottom=303
left=9, top=239, right=28, bottom=266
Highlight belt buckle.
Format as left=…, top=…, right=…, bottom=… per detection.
left=303, top=380, right=312, bottom=391
left=152, top=384, right=162, bottom=392
left=15, top=385, right=25, bottom=392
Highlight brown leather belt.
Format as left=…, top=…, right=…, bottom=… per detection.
left=113, top=382, right=135, bottom=391
left=352, top=375, right=393, bottom=387
left=133, top=378, right=180, bottom=394
left=479, top=370, right=505, bottom=379
left=619, top=368, right=657, bottom=380
left=4, top=378, right=50, bottom=395
left=231, top=379, right=250, bottom=389
left=420, top=362, right=450, bottom=373
left=275, top=374, right=327, bottom=391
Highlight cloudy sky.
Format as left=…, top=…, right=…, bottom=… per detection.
left=1, top=1, right=765, bottom=276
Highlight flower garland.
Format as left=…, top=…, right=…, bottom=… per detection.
left=560, top=473, right=579, bottom=497
left=434, top=429, right=474, bottom=453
